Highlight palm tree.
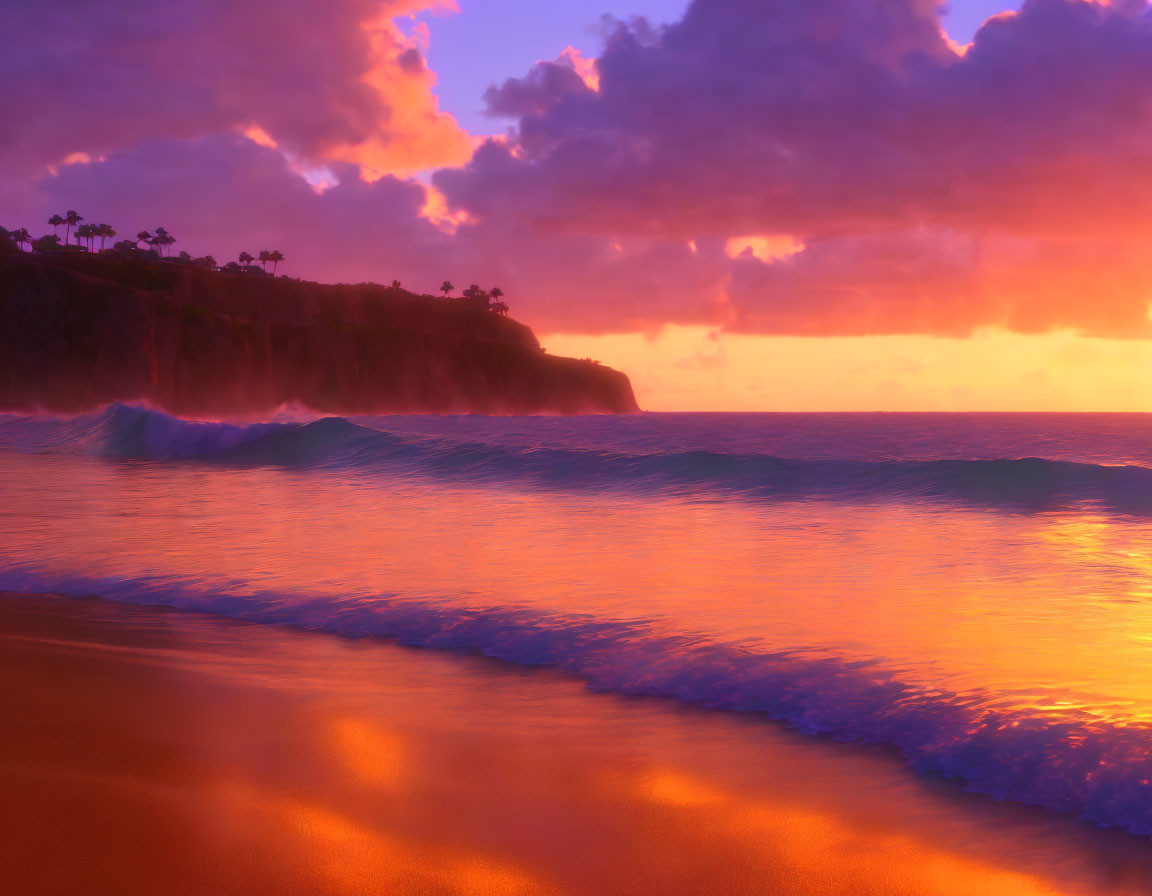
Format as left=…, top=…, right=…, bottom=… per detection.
left=11, top=228, right=31, bottom=251
left=48, top=215, right=64, bottom=237
left=268, top=249, right=284, bottom=274
left=258, top=250, right=271, bottom=271
left=136, top=230, right=152, bottom=249
left=153, top=227, right=174, bottom=257
left=75, top=223, right=93, bottom=250
left=492, top=301, right=509, bottom=316
left=440, top=280, right=454, bottom=297
left=239, top=251, right=254, bottom=266
left=64, top=210, right=82, bottom=246
left=490, top=287, right=504, bottom=302
left=98, top=224, right=115, bottom=252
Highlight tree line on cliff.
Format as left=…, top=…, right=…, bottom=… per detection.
left=2, top=212, right=509, bottom=314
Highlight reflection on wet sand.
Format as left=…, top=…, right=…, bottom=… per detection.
left=3, top=595, right=1152, bottom=896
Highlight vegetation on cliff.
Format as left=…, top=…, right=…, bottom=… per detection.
left=0, top=250, right=639, bottom=416
left=4, top=210, right=510, bottom=314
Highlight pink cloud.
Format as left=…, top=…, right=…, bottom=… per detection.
left=0, top=0, right=470, bottom=178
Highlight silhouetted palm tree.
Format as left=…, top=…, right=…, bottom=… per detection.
left=75, top=223, right=93, bottom=250
left=258, top=250, right=271, bottom=271
left=440, top=280, right=454, bottom=297
left=48, top=215, right=64, bottom=237
left=268, top=249, right=284, bottom=274
left=136, top=230, right=152, bottom=249
left=239, top=251, right=254, bottom=266
left=98, top=224, right=115, bottom=252
left=152, top=227, right=174, bottom=257
left=11, top=228, right=31, bottom=251
left=492, top=301, right=509, bottom=316
left=64, top=210, right=82, bottom=246
left=490, top=287, right=504, bottom=302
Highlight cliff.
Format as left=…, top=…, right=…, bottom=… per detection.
left=0, top=253, right=640, bottom=416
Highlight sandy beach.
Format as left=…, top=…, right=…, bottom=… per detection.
left=4, top=593, right=1152, bottom=896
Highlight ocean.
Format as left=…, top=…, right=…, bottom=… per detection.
left=3, top=404, right=1152, bottom=839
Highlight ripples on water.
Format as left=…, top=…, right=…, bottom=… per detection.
left=2, top=404, right=1152, bottom=834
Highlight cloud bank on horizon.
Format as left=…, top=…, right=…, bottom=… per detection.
left=5, top=0, right=1152, bottom=341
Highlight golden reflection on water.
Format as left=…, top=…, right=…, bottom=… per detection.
left=632, top=766, right=1066, bottom=896
left=329, top=717, right=408, bottom=787
left=215, top=781, right=546, bottom=896
left=10, top=597, right=1152, bottom=896
left=3, top=452, right=1152, bottom=730
left=9, top=594, right=1152, bottom=893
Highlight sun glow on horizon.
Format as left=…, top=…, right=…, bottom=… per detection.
left=543, top=327, right=1152, bottom=412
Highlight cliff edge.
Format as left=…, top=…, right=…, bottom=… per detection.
left=0, top=253, right=640, bottom=416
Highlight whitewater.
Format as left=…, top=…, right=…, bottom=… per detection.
left=3, top=405, right=1152, bottom=835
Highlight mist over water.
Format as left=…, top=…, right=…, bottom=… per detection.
left=3, top=405, right=1152, bottom=834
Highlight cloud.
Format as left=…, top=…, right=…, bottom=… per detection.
left=7, top=0, right=1152, bottom=340
left=426, top=0, right=1152, bottom=335
left=8, top=135, right=452, bottom=285
left=0, top=0, right=470, bottom=178
left=442, top=0, right=1152, bottom=240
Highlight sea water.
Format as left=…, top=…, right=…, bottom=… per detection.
left=2, top=405, right=1151, bottom=834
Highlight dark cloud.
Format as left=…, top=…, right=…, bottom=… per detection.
left=484, top=61, right=594, bottom=118
left=440, top=0, right=1152, bottom=241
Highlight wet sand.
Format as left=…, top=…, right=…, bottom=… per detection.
left=3, top=593, right=1152, bottom=896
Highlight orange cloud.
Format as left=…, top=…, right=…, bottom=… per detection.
left=419, top=182, right=471, bottom=234
left=557, top=46, right=600, bottom=91
left=334, top=11, right=474, bottom=180
left=725, top=235, right=805, bottom=263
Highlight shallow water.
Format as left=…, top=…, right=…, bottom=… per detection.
left=2, top=406, right=1151, bottom=835
left=6, top=595, right=1152, bottom=896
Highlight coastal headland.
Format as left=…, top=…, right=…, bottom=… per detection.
left=0, top=252, right=639, bottom=416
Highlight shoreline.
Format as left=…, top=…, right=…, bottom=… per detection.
left=4, top=592, right=1152, bottom=895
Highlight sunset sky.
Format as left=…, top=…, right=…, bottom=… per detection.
left=5, top=0, right=1152, bottom=410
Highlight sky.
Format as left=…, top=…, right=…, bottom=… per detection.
left=6, top=0, right=1152, bottom=411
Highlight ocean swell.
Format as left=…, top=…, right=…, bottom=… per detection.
left=3, top=403, right=1152, bottom=513
left=2, top=565, right=1151, bottom=837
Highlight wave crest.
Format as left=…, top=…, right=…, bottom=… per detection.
left=2, top=565, right=1151, bottom=836
left=3, top=403, right=1152, bottom=513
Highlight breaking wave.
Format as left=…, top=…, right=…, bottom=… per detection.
left=3, top=403, right=1152, bottom=513
left=2, top=564, right=1151, bottom=836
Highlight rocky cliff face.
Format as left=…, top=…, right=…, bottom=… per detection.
left=0, top=254, right=640, bottom=416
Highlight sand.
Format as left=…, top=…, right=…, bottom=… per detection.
left=3, top=593, right=1152, bottom=896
